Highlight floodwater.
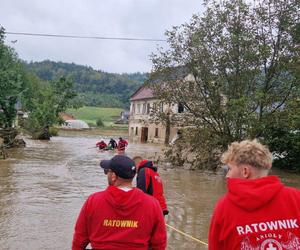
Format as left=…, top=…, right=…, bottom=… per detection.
left=0, top=133, right=299, bottom=250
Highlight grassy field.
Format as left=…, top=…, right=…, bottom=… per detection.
left=67, top=106, right=128, bottom=128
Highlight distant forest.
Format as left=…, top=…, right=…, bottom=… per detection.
left=25, top=60, right=148, bottom=108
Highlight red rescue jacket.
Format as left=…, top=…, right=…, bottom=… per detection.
left=209, top=176, right=300, bottom=250
left=96, top=141, right=107, bottom=149
left=72, top=186, right=167, bottom=250
left=117, top=139, right=128, bottom=151
left=137, top=160, right=168, bottom=214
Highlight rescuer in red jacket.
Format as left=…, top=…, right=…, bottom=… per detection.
left=72, top=155, right=167, bottom=250
left=209, top=139, right=300, bottom=250
left=117, top=137, right=128, bottom=152
left=96, top=140, right=107, bottom=150
left=133, top=156, right=169, bottom=216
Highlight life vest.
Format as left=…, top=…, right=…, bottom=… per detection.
left=137, top=160, right=168, bottom=212
left=118, top=140, right=128, bottom=151
left=96, top=141, right=107, bottom=149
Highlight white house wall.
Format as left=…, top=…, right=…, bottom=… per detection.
left=129, top=98, right=179, bottom=144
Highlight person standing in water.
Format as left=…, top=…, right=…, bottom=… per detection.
left=117, top=137, right=128, bottom=154
left=96, top=140, right=107, bottom=150
left=107, top=138, right=117, bottom=149
left=133, top=156, right=169, bottom=216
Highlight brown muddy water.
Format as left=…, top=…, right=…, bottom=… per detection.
left=0, top=134, right=299, bottom=250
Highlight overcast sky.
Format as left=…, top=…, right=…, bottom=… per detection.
left=1, top=0, right=203, bottom=73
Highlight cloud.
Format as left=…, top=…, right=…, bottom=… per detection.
left=1, top=0, right=203, bottom=73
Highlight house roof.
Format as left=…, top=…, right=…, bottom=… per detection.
left=130, top=66, right=190, bottom=102
left=59, top=112, right=75, bottom=121
left=130, top=86, right=155, bottom=101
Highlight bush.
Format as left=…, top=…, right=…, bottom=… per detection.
left=87, top=122, right=96, bottom=128
left=49, top=127, right=58, bottom=136
left=96, top=118, right=104, bottom=127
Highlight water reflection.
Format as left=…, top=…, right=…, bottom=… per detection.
left=0, top=135, right=299, bottom=249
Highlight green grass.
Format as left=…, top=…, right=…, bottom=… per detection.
left=67, top=106, right=126, bottom=127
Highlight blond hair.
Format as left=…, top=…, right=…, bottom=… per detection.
left=132, top=155, right=143, bottom=167
left=221, top=139, right=272, bottom=170
left=132, top=155, right=143, bottom=161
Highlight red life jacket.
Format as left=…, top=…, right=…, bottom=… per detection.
left=117, top=139, right=128, bottom=151
left=96, top=141, right=107, bottom=149
left=137, top=160, right=168, bottom=213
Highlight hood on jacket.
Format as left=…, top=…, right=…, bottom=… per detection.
left=227, top=175, right=284, bottom=211
left=138, top=160, right=157, bottom=172
left=104, top=186, right=143, bottom=217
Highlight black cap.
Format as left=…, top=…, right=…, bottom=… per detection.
left=100, top=155, right=136, bottom=179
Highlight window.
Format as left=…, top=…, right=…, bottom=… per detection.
left=147, top=103, right=150, bottom=114
left=137, top=104, right=141, bottom=114
left=131, top=127, right=134, bottom=136
left=160, top=102, right=164, bottom=112
left=142, top=103, right=146, bottom=114
left=153, top=102, right=157, bottom=111
left=155, top=128, right=159, bottom=137
left=178, top=103, right=184, bottom=113
left=132, top=104, right=135, bottom=114
left=135, top=127, right=138, bottom=135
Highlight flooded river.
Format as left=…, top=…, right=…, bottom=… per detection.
left=0, top=134, right=299, bottom=250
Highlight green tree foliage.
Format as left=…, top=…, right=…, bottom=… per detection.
left=264, top=21, right=300, bottom=171
left=25, top=61, right=147, bottom=108
left=51, top=77, right=77, bottom=116
left=23, top=76, right=77, bottom=138
left=0, top=27, right=26, bottom=128
left=150, top=0, right=300, bottom=170
left=264, top=99, right=300, bottom=171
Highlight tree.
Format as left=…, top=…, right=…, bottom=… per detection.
left=263, top=98, right=300, bottom=171
left=51, top=76, right=77, bottom=117
left=264, top=22, right=300, bottom=170
left=23, top=76, right=77, bottom=139
left=25, top=60, right=147, bottom=108
left=0, top=27, right=25, bottom=128
left=150, top=0, right=300, bottom=169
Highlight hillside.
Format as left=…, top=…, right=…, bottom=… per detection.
left=25, top=60, right=148, bottom=108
